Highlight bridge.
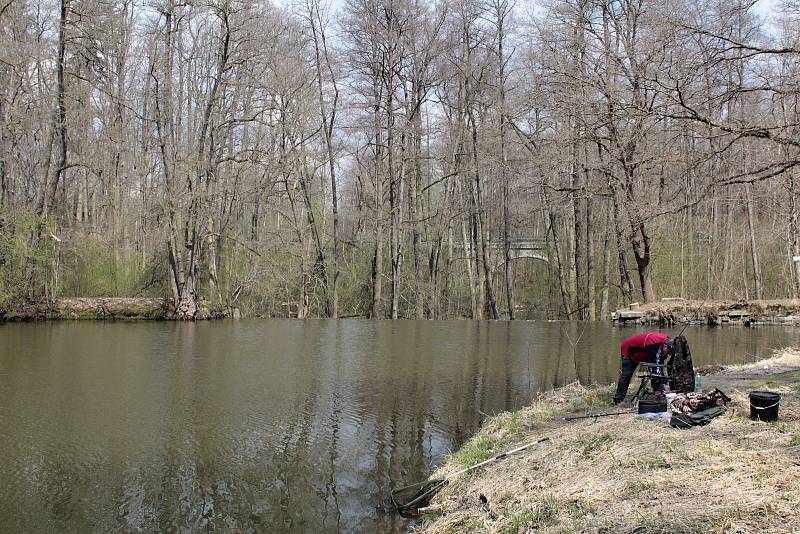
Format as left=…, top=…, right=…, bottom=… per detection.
left=458, top=237, right=549, bottom=265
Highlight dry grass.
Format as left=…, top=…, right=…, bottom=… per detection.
left=720, top=348, right=800, bottom=375
left=418, top=350, right=800, bottom=534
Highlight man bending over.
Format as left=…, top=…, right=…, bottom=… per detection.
left=613, top=332, right=671, bottom=405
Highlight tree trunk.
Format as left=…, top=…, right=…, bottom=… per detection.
left=371, top=76, right=384, bottom=319
left=612, top=192, right=633, bottom=304
left=40, top=0, right=70, bottom=220
left=286, top=170, right=311, bottom=319
left=572, top=137, right=586, bottom=319
left=179, top=9, right=229, bottom=319
left=388, top=79, right=401, bottom=320
left=0, top=97, right=9, bottom=214
left=469, top=112, right=498, bottom=320
left=462, top=211, right=478, bottom=318
left=496, top=0, right=514, bottom=320
left=155, top=5, right=182, bottom=312
left=586, top=188, right=596, bottom=319
left=207, top=216, right=218, bottom=301
left=299, top=153, right=330, bottom=315
left=309, top=0, right=340, bottom=318
left=790, top=171, right=800, bottom=297
left=409, top=84, right=425, bottom=319
left=167, top=238, right=180, bottom=303
left=542, top=188, right=572, bottom=318
left=598, top=198, right=612, bottom=318
left=745, top=183, right=763, bottom=300
left=632, top=223, right=655, bottom=303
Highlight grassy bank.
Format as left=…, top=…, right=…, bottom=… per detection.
left=417, top=349, right=800, bottom=533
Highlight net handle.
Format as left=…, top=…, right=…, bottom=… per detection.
left=444, top=437, right=550, bottom=480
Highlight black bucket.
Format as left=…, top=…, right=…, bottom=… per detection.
left=749, top=391, right=780, bottom=422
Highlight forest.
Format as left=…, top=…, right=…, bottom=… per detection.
left=0, top=0, right=798, bottom=319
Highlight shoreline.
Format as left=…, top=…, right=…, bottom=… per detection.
left=416, top=349, right=800, bottom=533
left=4, top=298, right=800, bottom=324
left=613, top=298, right=800, bottom=326
left=0, top=297, right=229, bottom=321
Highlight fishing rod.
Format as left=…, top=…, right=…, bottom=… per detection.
left=675, top=317, right=691, bottom=339
left=674, top=297, right=710, bottom=339
left=562, top=410, right=636, bottom=421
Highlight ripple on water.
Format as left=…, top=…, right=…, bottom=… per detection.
left=0, top=320, right=796, bottom=532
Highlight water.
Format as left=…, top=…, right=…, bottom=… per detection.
left=0, top=320, right=794, bottom=533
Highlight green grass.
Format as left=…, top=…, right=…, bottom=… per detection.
left=0, top=215, right=55, bottom=310
left=638, top=453, right=672, bottom=470
left=500, top=495, right=588, bottom=534
left=773, top=422, right=791, bottom=434
left=625, top=518, right=708, bottom=534
left=487, top=411, right=521, bottom=434
left=623, top=478, right=658, bottom=497
left=623, top=505, right=784, bottom=534
left=575, top=431, right=615, bottom=458
left=501, top=509, right=548, bottom=534
left=567, top=385, right=615, bottom=413
left=59, top=237, right=157, bottom=298
left=440, top=515, right=484, bottom=533
left=450, top=435, right=497, bottom=466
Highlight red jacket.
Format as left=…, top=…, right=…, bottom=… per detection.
left=620, top=332, right=669, bottom=363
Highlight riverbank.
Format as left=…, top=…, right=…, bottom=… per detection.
left=0, top=297, right=227, bottom=320
left=417, top=349, right=800, bottom=533
left=613, top=298, right=800, bottom=326
left=6, top=297, right=799, bottom=324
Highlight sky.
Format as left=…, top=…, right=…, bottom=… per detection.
left=271, top=0, right=785, bottom=39
left=273, top=0, right=783, bottom=17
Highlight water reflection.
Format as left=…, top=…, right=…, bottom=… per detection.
left=0, top=320, right=794, bottom=532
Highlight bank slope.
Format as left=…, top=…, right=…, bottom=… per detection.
left=418, top=350, right=800, bottom=534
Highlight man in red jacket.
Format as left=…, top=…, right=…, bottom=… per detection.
left=613, top=332, right=671, bottom=404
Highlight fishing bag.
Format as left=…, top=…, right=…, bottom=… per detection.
left=668, top=336, right=695, bottom=393
left=671, top=389, right=731, bottom=414
left=670, top=406, right=725, bottom=429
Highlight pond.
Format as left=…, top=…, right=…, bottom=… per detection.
left=0, top=320, right=795, bottom=532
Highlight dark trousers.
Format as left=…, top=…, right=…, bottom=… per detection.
left=614, top=357, right=639, bottom=404
left=613, top=349, right=665, bottom=404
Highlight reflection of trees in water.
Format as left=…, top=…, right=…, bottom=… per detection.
left=4, top=322, right=797, bottom=532
left=162, top=322, right=204, bottom=531
left=322, top=321, right=343, bottom=532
